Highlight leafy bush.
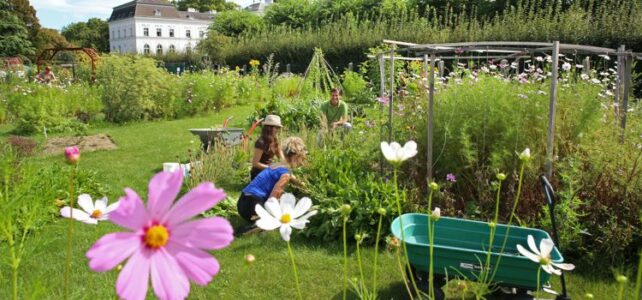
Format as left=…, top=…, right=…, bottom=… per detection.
left=248, top=99, right=322, bottom=132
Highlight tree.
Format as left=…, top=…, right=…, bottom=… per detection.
left=0, top=10, right=35, bottom=57
left=7, top=0, right=41, bottom=36
left=176, top=0, right=237, bottom=12
left=62, top=18, right=109, bottom=52
left=33, top=28, right=71, bottom=52
left=210, top=10, right=264, bottom=36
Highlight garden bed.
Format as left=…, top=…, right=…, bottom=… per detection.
left=41, top=134, right=117, bottom=155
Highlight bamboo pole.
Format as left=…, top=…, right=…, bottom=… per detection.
left=546, top=42, right=560, bottom=179
left=621, top=51, right=632, bottom=143
left=388, top=45, right=395, bottom=143
left=427, top=53, right=436, bottom=183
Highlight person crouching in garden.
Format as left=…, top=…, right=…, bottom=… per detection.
left=237, top=136, right=307, bottom=233
left=250, top=114, right=285, bottom=180
left=320, top=88, right=351, bottom=132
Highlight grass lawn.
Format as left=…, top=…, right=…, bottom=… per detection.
left=0, top=104, right=637, bottom=299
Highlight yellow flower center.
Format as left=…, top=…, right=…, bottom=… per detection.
left=280, top=214, right=291, bottom=224
left=144, top=225, right=169, bottom=248
left=539, top=256, right=551, bottom=266
left=90, top=209, right=103, bottom=219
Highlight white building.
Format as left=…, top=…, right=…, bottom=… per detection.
left=245, top=0, right=274, bottom=16
left=108, top=0, right=215, bottom=55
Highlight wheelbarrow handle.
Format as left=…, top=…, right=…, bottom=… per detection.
left=540, top=175, right=555, bottom=207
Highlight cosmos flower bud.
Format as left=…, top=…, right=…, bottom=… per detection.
left=339, top=204, right=352, bottom=215
left=64, top=146, right=80, bottom=164
left=496, top=173, right=507, bottom=181
left=429, top=182, right=439, bottom=191
left=245, top=254, right=255, bottom=265
left=377, top=208, right=387, bottom=215
left=518, top=148, right=531, bottom=162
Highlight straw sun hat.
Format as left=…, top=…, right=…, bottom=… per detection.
left=262, top=114, right=283, bottom=127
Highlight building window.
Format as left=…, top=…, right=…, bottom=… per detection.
left=143, top=28, right=149, bottom=37
left=169, top=29, right=174, bottom=37
left=156, top=28, right=162, bottom=37
left=186, top=30, right=191, bottom=38
left=118, top=30, right=121, bottom=38
left=169, top=45, right=175, bottom=53
left=143, top=44, right=150, bottom=55
left=156, top=44, right=163, bottom=55
left=154, top=9, right=161, bottom=16
left=199, top=31, right=205, bottom=38
left=118, top=46, right=121, bottom=52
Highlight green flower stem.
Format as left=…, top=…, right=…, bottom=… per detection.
left=287, top=241, right=302, bottom=300
left=356, top=240, right=365, bottom=293
left=395, top=247, right=414, bottom=299
left=617, top=278, right=625, bottom=300
left=342, top=215, right=348, bottom=300
left=427, top=188, right=435, bottom=300
left=491, top=163, right=525, bottom=280
left=372, top=213, right=384, bottom=296
left=64, top=166, right=76, bottom=300
left=635, top=251, right=642, bottom=300
left=536, top=267, right=541, bottom=296
left=482, top=179, right=503, bottom=284
left=393, top=168, right=419, bottom=299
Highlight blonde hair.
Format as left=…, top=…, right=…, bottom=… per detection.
left=282, top=137, right=306, bottom=167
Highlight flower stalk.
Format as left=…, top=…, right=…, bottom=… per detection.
left=372, top=208, right=385, bottom=296
left=427, top=182, right=439, bottom=299
left=63, top=165, right=76, bottom=300
left=287, top=241, right=303, bottom=300
left=393, top=168, right=419, bottom=299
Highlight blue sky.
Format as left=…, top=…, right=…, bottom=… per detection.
left=31, top=0, right=256, bottom=30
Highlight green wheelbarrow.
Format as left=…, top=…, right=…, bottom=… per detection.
left=391, top=214, right=567, bottom=299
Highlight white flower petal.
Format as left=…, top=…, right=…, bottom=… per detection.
left=290, top=219, right=309, bottom=230
left=292, top=197, right=312, bottom=219
left=256, top=216, right=281, bottom=231
left=279, top=224, right=292, bottom=241
left=77, top=194, right=95, bottom=214
left=542, top=264, right=555, bottom=274
left=280, top=193, right=296, bottom=214
left=539, top=238, right=554, bottom=257
left=80, top=218, right=99, bottom=225
left=380, top=142, right=395, bottom=161
left=527, top=235, right=541, bottom=255
left=94, top=197, right=108, bottom=212
left=402, top=141, right=418, bottom=160
left=552, top=262, right=575, bottom=271
left=517, top=244, right=541, bottom=263
left=297, top=210, right=317, bottom=221
left=60, top=207, right=91, bottom=222
left=264, top=198, right=282, bottom=219
left=105, top=201, right=120, bottom=214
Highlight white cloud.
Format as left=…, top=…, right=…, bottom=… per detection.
left=31, top=0, right=129, bottom=16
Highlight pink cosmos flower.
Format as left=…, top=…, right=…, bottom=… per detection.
left=377, top=96, right=389, bottom=105
left=64, top=146, right=80, bottom=164
left=446, top=173, right=456, bottom=183
left=86, top=171, right=233, bottom=300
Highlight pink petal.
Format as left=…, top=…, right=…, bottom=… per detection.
left=150, top=249, right=190, bottom=300
left=164, top=182, right=226, bottom=227
left=116, top=248, right=151, bottom=300
left=87, top=232, right=140, bottom=272
left=147, top=171, right=183, bottom=220
left=109, top=188, right=149, bottom=231
left=171, top=217, right=234, bottom=250
left=167, top=242, right=220, bottom=285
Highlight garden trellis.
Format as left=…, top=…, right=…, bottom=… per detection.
left=375, top=40, right=642, bottom=183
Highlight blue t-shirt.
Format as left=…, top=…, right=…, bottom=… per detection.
left=242, top=166, right=290, bottom=200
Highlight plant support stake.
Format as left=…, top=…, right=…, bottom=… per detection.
left=546, top=41, right=560, bottom=179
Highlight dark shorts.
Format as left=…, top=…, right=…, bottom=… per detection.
left=237, top=193, right=267, bottom=223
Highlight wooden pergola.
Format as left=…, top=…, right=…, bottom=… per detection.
left=36, top=47, right=100, bottom=82
left=376, top=40, right=641, bottom=182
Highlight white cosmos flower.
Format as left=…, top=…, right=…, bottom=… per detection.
left=380, top=141, right=418, bottom=165
left=517, top=235, right=575, bottom=275
left=60, top=194, right=119, bottom=224
left=255, top=193, right=317, bottom=241
left=562, top=62, right=571, bottom=71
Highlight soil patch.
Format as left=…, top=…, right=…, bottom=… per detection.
left=42, top=134, right=117, bottom=155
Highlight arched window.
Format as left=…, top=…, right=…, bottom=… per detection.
left=169, top=45, right=175, bottom=53
left=156, top=44, right=163, bottom=55
left=143, top=44, right=150, bottom=55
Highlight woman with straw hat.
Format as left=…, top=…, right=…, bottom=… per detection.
left=250, top=114, right=285, bottom=180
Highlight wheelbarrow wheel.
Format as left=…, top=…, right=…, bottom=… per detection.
left=405, top=265, right=445, bottom=300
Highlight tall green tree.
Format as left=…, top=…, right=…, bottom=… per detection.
left=176, top=0, right=238, bottom=12
left=210, top=10, right=264, bottom=36
left=61, top=18, right=109, bottom=52
left=0, top=10, right=35, bottom=57
left=7, top=0, right=40, bottom=36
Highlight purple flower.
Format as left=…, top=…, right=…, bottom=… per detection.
left=446, top=173, right=456, bottom=183
left=377, top=96, right=389, bottom=105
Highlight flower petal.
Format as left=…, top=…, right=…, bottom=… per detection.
left=116, top=248, right=151, bottom=300
left=256, top=212, right=281, bottom=231
left=109, top=188, right=149, bottom=231
left=279, top=224, right=292, bottom=241
left=77, top=194, right=95, bottom=214
left=292, top=197, right=312, bottom=219
left=264, top=198, right=282, bottom=219
left=297, top=210, right=318, bottom=221
left=539, top=238, right=554, bottom=258
left=402, top=141, right=418, bottom=160
left=552, top=262, right=575, bottom=271
left=167, top=242, right=220, bottom=286
left=147, top=171, right=183, bottom=220
left=94, top=197, right=108, bottom=213
left=87, top=232, right=140, bottom=272
left=171, top=217, right=234, bottom=250
left=527, top=235, right=541, bottom=255
left=150, top=249, right=190, bottom=300
left=60, top=207, right=91, bottom=222
left=105, top=201, right=120, bottom=214
left=280, top=193, right=296, bottom=214
left=517, top=244, right=540, bottom=264
left=543, top=264, right=561, bottom=275
left=380, top=142, right=394, bottom=161
left=165, top=182, right=226, bottom=227
left=289, top=219, right=309, bottom=230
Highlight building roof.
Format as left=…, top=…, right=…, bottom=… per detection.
left=109, top=0, right=215, bottom=22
